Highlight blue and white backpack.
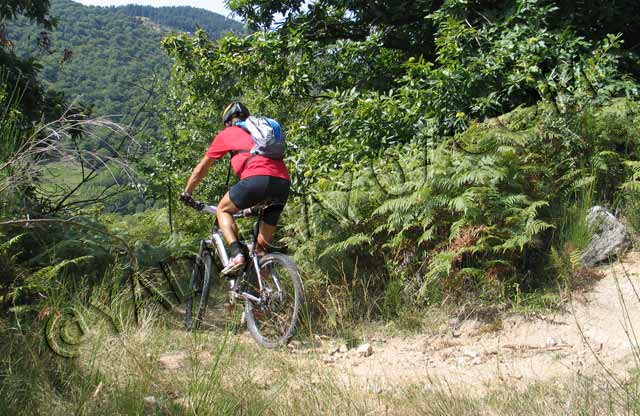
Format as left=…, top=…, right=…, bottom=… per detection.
left=234, top=116, right=285, bottom=160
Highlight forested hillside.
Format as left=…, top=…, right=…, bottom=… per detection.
left=2, top=0, right=640, bottom=413
left=7, top=0, right=243, bottom=138
left=115, top=4, right=241, bottom=35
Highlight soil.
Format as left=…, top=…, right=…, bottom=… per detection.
left=306, top=251, right=640, bottom=392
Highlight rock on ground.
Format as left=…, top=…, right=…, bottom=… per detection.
left=357, top=343, right=373, bottom=357
left=581, top=206, right=631, bottom=267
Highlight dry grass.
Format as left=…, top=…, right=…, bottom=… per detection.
left=2, top=298, right=640, bottom=415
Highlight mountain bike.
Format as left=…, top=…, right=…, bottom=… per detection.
left=183, top=199, right=303, bottom=348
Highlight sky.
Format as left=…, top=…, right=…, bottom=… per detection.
left=74, top=0, right=233, bottom=18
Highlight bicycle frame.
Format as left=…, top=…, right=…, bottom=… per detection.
left=199, top=204, right=270, bottom=305
left=184, top=198, right=302, bottom=347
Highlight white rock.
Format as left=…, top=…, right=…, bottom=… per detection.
left=338, top=344, right=349, bottom=353
left=546, top=336, right=558, bottom=347
left=581, top=206, right=631, bottom=266
left=357, top=343, right=373, bottom=357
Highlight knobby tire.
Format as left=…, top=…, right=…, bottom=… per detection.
left=244, top=253, right=303, bottom=348
left=185, top=251, right=212, bottom=330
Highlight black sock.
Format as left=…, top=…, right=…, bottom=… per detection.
left=230, top=241, right=243, bottom=257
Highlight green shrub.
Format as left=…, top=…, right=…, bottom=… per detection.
left=282, top=98, right=640, bottom=321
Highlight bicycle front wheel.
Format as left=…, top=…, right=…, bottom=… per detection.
left=187, top=250, right=243, bottom=331
left=184, top=251, right=209, bottom=330
left=244, top=253, right=303, bottom=348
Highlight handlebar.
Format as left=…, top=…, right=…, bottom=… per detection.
left=188, top=200, right=263, bottom=219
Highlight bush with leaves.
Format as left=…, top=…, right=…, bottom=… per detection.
left=282, top=98, right=640, bottom=316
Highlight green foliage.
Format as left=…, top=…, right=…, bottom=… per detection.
left=0, top=0, right=54, bottom=29
left=162, top=0, right=638, bottom=202
left=7, top=0, right=243, bottom=142
left=0, top=77, right=28, bottom=183
left=3, top=0, right=640, bottom=334
left=159, top=0, right=640, bottom=320
left=1, top=75, right=170, bottom=315
left=415, top=2, right=637, bottom=134
left=160, top=26, right=407, bottom=194
left=282, top=99, right=640, bottom=314
left=0, top=0, right=69, bottom=128
left=620, top=161, right=640, bottom=234
left=227, top=0, right=640, bottom=75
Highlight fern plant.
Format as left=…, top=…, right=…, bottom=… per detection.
left=284, top=97, right=640, bottom=313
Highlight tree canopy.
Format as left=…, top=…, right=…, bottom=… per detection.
left=7, top=0, right=243, bottom=142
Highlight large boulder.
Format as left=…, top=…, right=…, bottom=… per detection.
left=580, top=206, right=632, bottom=267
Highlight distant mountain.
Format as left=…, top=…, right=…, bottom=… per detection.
left=114, top=4, right=240, bottom=35
left=7, top=0, right=244, bottom=141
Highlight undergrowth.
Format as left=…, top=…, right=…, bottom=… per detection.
left=282, top=98, right=640, bottom=329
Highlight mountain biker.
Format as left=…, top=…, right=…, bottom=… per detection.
left=178, top=102, right=290, bottom=275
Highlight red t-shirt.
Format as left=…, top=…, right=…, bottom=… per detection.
left=205, top=126, right=290, bottom=181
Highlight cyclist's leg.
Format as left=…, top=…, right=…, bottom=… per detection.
left=256, top=177, right=290, bottom=254
left=256, top=222, right=277, bottom=256
left=220, top=176, right=268, bottom=247
left=256, top=207, right=282, bottom=255
left=217, top=192, right=240, bottom=247
left=220, top=176, right=269, bottom=274
left=218, top=192, right=245, bottom=274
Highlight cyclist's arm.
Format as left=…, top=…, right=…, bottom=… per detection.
left=184, top=155, right=214, bottom=194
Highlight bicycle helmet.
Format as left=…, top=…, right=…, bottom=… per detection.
left=222, top=101, right=250, bottom=125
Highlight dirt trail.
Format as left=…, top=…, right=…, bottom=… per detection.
left=311, top=251, right=640, bottom=392
left=158, top=252, right=640, bottom=394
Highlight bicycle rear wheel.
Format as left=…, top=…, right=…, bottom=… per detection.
left=244, top=253, right=303, bottom=348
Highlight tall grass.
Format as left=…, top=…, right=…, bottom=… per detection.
left=3, top=308, right=640, bottom=415
left=556, top=188, right=595, bottom=253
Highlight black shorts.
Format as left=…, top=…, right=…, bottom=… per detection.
left=229, top=176, right=290, bottom=226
